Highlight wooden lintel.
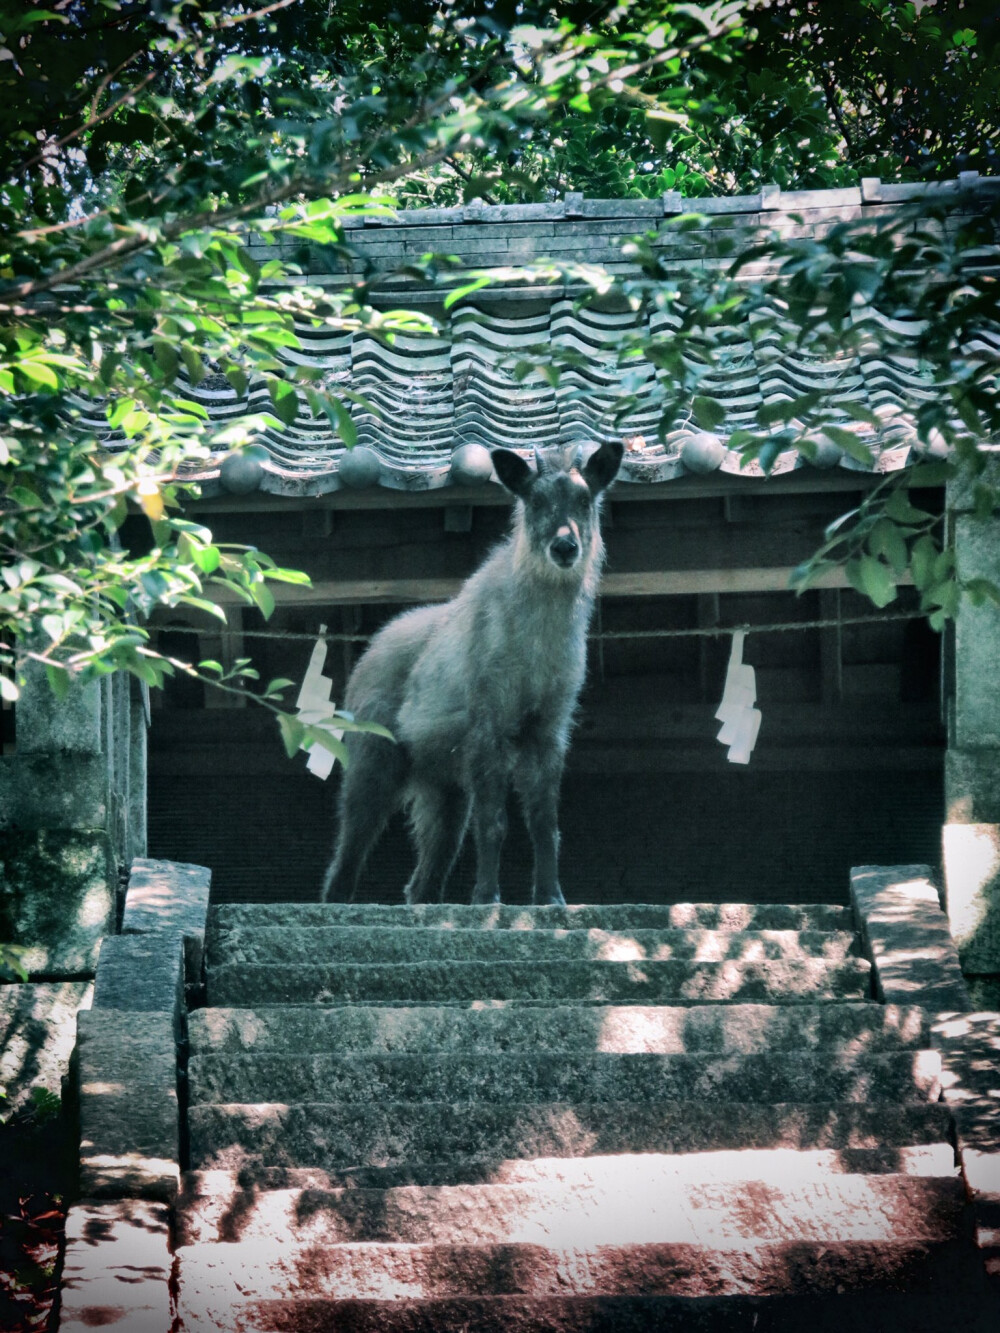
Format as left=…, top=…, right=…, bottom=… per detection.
left=192, top=469, right=878, bottom=515
left=443, top=504, right=473, bottom=533
left=210, top=565, right=911, bottom=607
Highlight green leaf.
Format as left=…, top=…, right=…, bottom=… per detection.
left=821, top=425, right=874, bottom=466
left=129, top=657, right=163, bottom=687
left=107, top=398, right=136, bottom=429
left=17, top=360, right=59, bottom=391
left=691, top=395, right=726, bottom=429
left=926, top=579, right=960, bottom=623
left=910, top=535, right=940, bottom=592
left=250, top=581, right=275, bottom=619
left=263, top=567, right=312, bottom=586
left=180, top=345, right=206, bottom=385
left=153, top=339, right=179, bottom=381
left=277, top=712, right=306, bottom=758
left=268, top=379, right=299, bottom=425
left=839, top=400, right=882, bottom=427
left=949, top=386, right=983, bottom=434
left=319, top=395, right=357, bottom=448
left=867, top=518, right=909, bottom=575
left=884, top=488, right=932, bottom=525
left=964, top=577, right=1000, bottom=607
left=443, top=276, right=492, bottom=309
left=225, top=366, right=249, bottom=398
left=263, top=677, right=297, bottom=698
left=176, top=595, right=227, bottom=622
left=185, top=541, right=220, bottom=575
left=847, top=555, right=897, bottom=608
left=44, top=663, right=69, bottom=699
left=757, top=391, right=824, bottom=426
left=236, top=247, right=262, bottom=286
left=336, top=717, right=395, bottom=741
left=301, top=723, right=349, bottom=768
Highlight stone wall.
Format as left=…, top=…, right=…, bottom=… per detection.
left=944, top=456, right=1000, bottom=989
left=0, top=665, right=148, bottom=1112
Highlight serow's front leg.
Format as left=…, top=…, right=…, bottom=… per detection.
left=469, top=787, right=507, bottom=905
left=516, top=756, right=566, bottom=908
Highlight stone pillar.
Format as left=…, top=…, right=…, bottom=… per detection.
left=944, top=458, right=1000, bottom=981
left=0, top=662, right=149, bottom=1109
left=128, top=678, right=149, bottom=863
left=0, top=664, right=116, bottom=976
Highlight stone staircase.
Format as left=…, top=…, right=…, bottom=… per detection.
left=168, top=894, right=998, bottom=1332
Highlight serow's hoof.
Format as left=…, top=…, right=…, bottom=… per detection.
left=533, top=890, right=567, bottom=908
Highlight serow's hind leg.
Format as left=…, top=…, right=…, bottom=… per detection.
left=321, top=736, right=405, bottom=902
left=404, top=783, right=470, bottom=905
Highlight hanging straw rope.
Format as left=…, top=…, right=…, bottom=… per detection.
left=190, top=607, right=926, bottom=645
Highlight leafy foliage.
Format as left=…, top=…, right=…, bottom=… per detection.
left=516, top=191, right=999, bottom=621
left=0, top=0, right=743, bottom=741
left=0, top=0, right=996, bottom=751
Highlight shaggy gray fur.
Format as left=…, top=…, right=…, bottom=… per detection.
left=321, top=439, right=623, bottom=906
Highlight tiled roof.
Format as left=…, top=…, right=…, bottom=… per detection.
left=100, top=177, right=1000, bottom=497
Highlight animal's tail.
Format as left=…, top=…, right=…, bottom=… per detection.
left=320, top=728, right=408, bottom=902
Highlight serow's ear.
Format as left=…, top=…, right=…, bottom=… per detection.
left=582, top=439, right=624, bottom=496
left=492, top=448, right=535, bottom=498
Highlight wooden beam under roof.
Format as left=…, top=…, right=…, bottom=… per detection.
left=208, top=565, right=911, bottom=607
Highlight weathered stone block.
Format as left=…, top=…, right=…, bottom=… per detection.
left=215, top=924, right=859, bottom=968
left=210, top=901, right=854, bottom=932
left=0, top=829, right=115, bottom=975
left=944, top=823, right=1000, bottom=973
left=967, top=976, right=1000, bottom=1009
left=188, top=1100, right=954, bottom=1174
left=77, top=1009, right=179, bottom=1200
left=850, top=864, right=971, bottom=1011
left=188, top=1048, right=940, bottom=1109
left=948, top=453, right=1000, bottom=513
left=59, top=1198, right=172, bottom=1332
left=946, top=748, right=1000, bottom=824
left=953, top=514, right=1000, bottom=750
left=188, top=1001, right=930, bottom=1059
left=127, top=690, right=148, bottom=863
left=207, top=955, right=871, bottom=1007
left=93, top=932, right=185, bottom=1029
left=14, top=660, right=103, bottom=755
left=0, top=980, right=92, bottom=1112
left=123, top=857, right=211, bottom=982
left=0, top=753, right=109, bottom=831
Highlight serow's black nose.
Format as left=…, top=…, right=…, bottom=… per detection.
left=549, top=534, right=579, bottom=566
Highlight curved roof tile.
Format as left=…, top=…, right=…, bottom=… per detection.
left=182, top=178, right=1000, bottom=495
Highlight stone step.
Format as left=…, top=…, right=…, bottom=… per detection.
left=209, top=926, right=861, bottom=967
left=206, top=957, right=872, bottom=1006
left=168, top=1289, right=1000, bottom=1333
left=181, top=1138, right=959, bottom=1202
left=209, top=901, right=855, bottom=934
left=176, top=1236, right=967, bottom=1310
left=189, top=1001, right=928, bottom=1058
left=187, top=1049, right=942, bottom=1109
left=177, top=1168, right=964, bottom=1248
left=188, top=1100, right=955, bottom=1172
